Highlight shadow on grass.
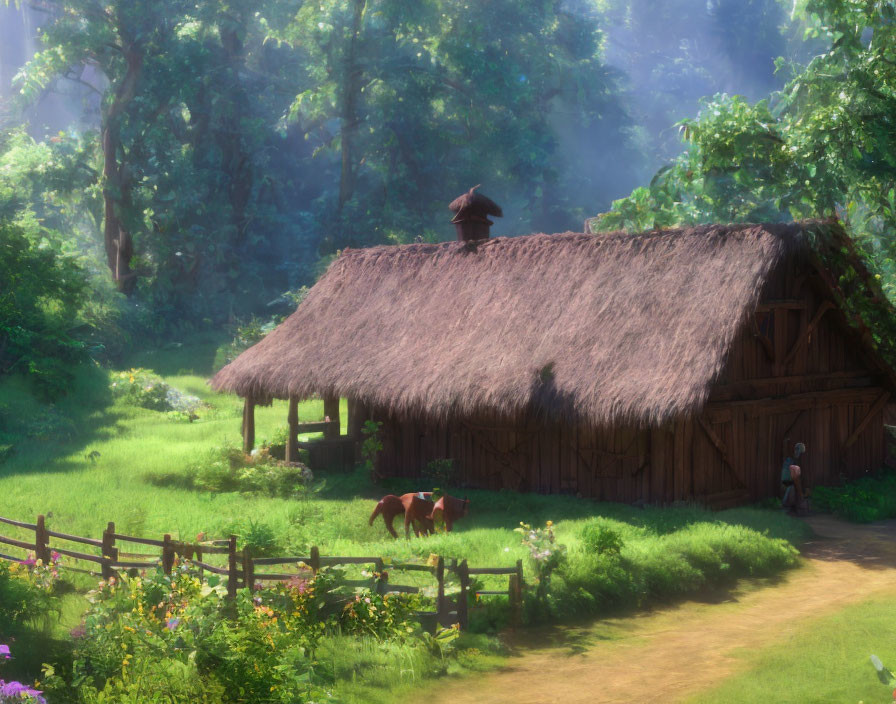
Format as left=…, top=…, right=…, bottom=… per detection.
left=0, top=366, right=123, bottom=478
left=124, top=333, right=228, bottom=378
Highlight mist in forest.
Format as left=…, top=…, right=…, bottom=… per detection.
left=0, top=0, right=821, bottom=341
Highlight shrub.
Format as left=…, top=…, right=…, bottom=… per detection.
left=339, top=590, right=420, bottom=641
left=165, top=444, right=317, bottom=499
left=516, top=520, right=566, bottom=618
left=361, top=420, right=383, bottom=479
left=423, top=459, right=458, bottom=489
left=0, top=555, right=61, bottom=632
left=812, top=470, right=896, bottom=523
left=110, top=368, right=170, bottom=411
left=580, top=521, right=624, bottom=556
left=0, top=221, right=88, bottom=398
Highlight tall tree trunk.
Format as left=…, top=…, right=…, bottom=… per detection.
left=337, top=0, right=366, bottom=216
left=219, top=16, right=252, bottom=246
left=102, top=46, right=142, bottom=295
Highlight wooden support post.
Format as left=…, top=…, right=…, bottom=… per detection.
left=286, top=396, right=299, bottom=463
left=436, top=556, right=446, bottom=625
left=227, top=535, right=238, bottom=599
left=347, top=399, right=366, bottom=439
left=310, top=545, right=320, bottom=576
left=457, top=559, right=470, bottom=630
left=242, top=547, right=255, bottom=591
left=101, top=521, right=117, bottom=580
left=323, top=395, right=340, bottom=439
left=242, top=398, right=255, bottom=454
left=34, top=515, right=49, bottom=564
left=162, top=534, right=175, bottom=575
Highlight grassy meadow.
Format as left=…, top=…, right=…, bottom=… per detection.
left=0, top=338, right=811, bottom=589
left=0, top=339, right=818, bottom=700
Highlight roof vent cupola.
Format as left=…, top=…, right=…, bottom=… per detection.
left=449, top=186, right=502, bottom=242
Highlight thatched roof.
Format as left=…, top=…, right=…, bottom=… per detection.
left=211, top=221, right=886, bottom=426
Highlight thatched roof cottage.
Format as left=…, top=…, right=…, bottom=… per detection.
left=212, top=214, right=896, bottom=507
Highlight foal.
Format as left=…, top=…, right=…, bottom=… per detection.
left=427, top=495, right=470, bottom=532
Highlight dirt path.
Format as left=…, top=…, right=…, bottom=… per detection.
left=436, top=516, right=896, bottom=704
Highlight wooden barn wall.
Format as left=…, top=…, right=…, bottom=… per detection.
left=371, top=411, right=669, bottom=503
left=367, top=257, right=889, bottom=505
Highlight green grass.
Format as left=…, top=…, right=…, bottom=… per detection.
left=0, top=341, right=815, bottom=697
left=686, top=593, right=896, bottom=704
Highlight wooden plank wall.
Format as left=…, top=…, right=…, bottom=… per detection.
left=370, top=258, right=889, bottom=505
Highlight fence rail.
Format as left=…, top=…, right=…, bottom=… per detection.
left=0, top=514, right=524, bottom=629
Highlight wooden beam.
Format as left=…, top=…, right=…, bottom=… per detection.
left=781, top=300, right=834, bottom=368
left=709, top=370, right=879, bottom=401
left=750, top=314, right=776, bottom=362
left=844, top=391, right=891, bottom=449
left=697, top=416, right=731, bottom=466
left=323, top=395, right=340, bottom=439
left=706, top=385, right=883, bottom=411
left=756, top=299, right=808, bottom=311
left=242, top=398, right=255, bottom=454
left=285, top=396, right=299, bottom=463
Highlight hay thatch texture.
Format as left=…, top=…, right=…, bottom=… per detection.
left=212, top=223, right=809, bottom=426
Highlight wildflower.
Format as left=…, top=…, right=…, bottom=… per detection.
left=0, top=681, right=46, bottom=704
left=546, top=520, right=553, bottom=527
left=0, top=645, right=9, bottom=659
left=364, top=597, right=371, bottom=604
left=69, top=626, right=86, bottom=639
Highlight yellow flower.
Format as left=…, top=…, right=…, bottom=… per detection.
left=546, top=520, right=553, bottom=527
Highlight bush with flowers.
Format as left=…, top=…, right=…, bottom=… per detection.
left=0, top=553, right=61, bottom=632
left=46, top=563, right=359, bottom=702
left=0, top=645, right=46, bottom=704
left=110, top=368, right=170, bottom=411
left=339, top=588, right=421, bottom=641
left=515, top=520, right=566, bottom=611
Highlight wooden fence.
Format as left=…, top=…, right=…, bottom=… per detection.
left=0, top=514, right=523, bottom=629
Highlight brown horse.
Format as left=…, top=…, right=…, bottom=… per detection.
left=369, top=492, right=435, bottom=538
left=427, top=495, right=470, bottom=532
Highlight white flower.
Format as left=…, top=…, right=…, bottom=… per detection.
left=503, top=547, right=510, bottom=552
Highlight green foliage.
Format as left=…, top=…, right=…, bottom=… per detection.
left=516, top=520, right=567, bottom=613
left=592, top=1, right=896, bottom=365
left=0, top=558, right=60, bottom=633
left=551, top=517, right=800, bottom=621
left=110, top=369, right=170, bottom=411
left=580, top=520, right=624, bottom=557
left=0, top=220, right=88, bottom=397
left=339, top=589, right=420, bottom=641
left=812, top=469, right=896, bottom=523
left=422, top=459, right=457, bottom=490
left=361, top=420, right=383, bottom=479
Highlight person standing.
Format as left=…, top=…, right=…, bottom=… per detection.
left=782, top=440, right=808, bottom=515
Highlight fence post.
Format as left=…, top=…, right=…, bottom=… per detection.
left=242, top=547, right=255, bottom=591
left=162, top=534, right=175, bottom=575
left=509, top=559, right=523, bottom=628
left=436, top=556, right=447, bottom=625
left=101, top=522, right=117, bottom=579
left=310, top=546, right=320, bottom=576
left=34, top=515, right=49, bottom=564
left=375, top=559, right=388, bottom=595
left=227, top=535, right=238, bottom=599
left=457, top=559, right=469, bottom=630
